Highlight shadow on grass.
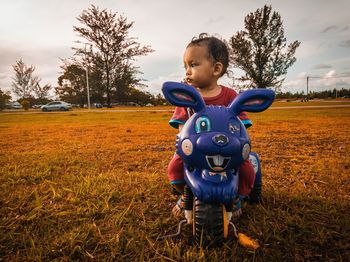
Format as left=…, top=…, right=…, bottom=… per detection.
left=153, top=190, right=350, bottom=261
left=0, top=174, right=349, bottom=261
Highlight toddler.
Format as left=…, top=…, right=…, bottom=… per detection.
left=167, top=33, right=255, bottom=219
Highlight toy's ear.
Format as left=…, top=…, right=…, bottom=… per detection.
left=162, top=81, right=206, bottom=112
left=228, top=89, right=275, bottom=115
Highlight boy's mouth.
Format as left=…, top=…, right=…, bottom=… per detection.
left=185, top=78, right=192, bottom=84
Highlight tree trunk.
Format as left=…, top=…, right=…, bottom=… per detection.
left=106, top=64, right=111, bottom=107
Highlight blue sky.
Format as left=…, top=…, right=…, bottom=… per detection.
left=0, top=0, right=349, bottom=98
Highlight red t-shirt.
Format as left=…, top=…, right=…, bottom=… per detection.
left=169, top=86, right=252, bottom=129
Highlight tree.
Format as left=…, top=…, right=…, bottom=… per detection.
left=73, top=5, right=153, bottom=106
left=152, top=93, right=167, bottom=106
left=128, top=87, right=153, bottom=105
left=0, top=89, right=11, bottom=110
left=56, top=63, right=87, bottom=107
left=87, top=53, right=105, bottom=104
left=229, top=5, right=300, bottom=89
left=12, top=59, right=40, bottom=99
left=32, top=83, right=52, bottom=104
left=113, top=63, right=146, bottom=103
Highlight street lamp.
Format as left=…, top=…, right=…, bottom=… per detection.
left=84, top=43, right=92, bottom=110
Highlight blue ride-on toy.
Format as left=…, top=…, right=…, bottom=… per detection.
left=162, top=81, right=275, bottom=246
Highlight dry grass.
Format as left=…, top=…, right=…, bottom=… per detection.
left=0, top=106, right=349, bottom=261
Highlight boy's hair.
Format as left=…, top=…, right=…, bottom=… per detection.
left=187, top=33, right=229, bottom=77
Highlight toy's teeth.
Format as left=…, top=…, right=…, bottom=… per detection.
left=206, top=155, right=231, bottom=171
left=213, top=155, right=224, bottom=166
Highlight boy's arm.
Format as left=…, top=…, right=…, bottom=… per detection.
left=169, top=107, right=188, bottom=129
left=178, top=124, right=184, bottom=132
left=242, top=118, right=253, bottom=128
left=238, top=112, right=253, bottom=128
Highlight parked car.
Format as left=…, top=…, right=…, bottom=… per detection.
left=94, top=103, right=103, bottom=108
left=41, top=101, right=72, bottom=112
left=11, top=102, right=23, bottom=109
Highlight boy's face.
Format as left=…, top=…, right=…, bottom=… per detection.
left=183, top=45, right=218, bottom=89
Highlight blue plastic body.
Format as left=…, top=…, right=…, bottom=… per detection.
left=162, top=81, right=275, bottom=204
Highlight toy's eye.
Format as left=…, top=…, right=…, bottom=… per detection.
left=195, top=116, right=211, bottom=133
left=229, top=123, right=240, bottom=133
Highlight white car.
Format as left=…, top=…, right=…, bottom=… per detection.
left=41, top=101, right=72, bottom=112
left=11, top=102, right=23, bottom=109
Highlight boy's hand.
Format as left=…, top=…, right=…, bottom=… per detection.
left=178, top=124, right=184, bottom=133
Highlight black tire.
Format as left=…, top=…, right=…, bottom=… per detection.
left=60, top=107, right=66, bottom=111
left=193, top=199, right=224, bottom=247
left=42, top=108, right=48, bottom=112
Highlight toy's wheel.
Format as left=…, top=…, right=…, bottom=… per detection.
left=193, top=198, right=225, bottom=247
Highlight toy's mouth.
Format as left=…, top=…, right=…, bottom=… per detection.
left=206, top=155, right=231, bottom=171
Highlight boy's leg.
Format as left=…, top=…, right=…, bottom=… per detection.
left=172, top=184, right=185, bottom=195
left=232, top=160, right=255, bottom=221
left=238, top=159, right=255, bottom=196
left=167, top=154, right=186, bottom=216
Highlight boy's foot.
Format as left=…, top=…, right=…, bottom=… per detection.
left=232, top=198, right=242, bottom=221
left=172, top=196, right=185, bottom=217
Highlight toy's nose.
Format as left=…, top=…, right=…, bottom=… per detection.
left=212, top=134, right=229, bottom=146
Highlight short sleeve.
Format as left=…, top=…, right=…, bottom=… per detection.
left=238, top=112, right=253, bottom=128
left=169, top=107, right=188, bottom=129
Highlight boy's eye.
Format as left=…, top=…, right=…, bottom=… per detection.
left=195, top=116, right=211, bottom=133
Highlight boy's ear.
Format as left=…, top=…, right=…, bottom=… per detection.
left=228, top=89, right=275, bottom=115
left=213, top=62, right=224, bottom=77
left=162, top=81, right=206, bottom=112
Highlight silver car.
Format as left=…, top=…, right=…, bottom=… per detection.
left=41, top=101, right=72, bottom=112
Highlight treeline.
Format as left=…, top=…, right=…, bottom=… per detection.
left=276, top=88, right=350, bottom=99
left=0, top=89, right=11, bottom=110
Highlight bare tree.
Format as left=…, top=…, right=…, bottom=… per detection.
left=33, top=83, right=52, bottom=103
left=11, top=59, right=40, bottom=99
left=73, top=5, right=153, bottom=106
left=229, top=5, right=300, bottom=89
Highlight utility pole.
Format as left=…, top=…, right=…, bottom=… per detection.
left=335, top=83, right=338, bottom=99
left=306, top=76, right=309, bottom=101
left=84, top=43, right=91, bottom=110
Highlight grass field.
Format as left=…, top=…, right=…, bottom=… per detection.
left=0, top=106, right=349, bottom=261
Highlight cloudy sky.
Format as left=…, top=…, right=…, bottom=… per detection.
left=1, top=0, right=349, bottom=98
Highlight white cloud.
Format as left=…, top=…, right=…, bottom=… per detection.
left=297, top=72, right=307, bottom=78
left=325, top=70, right=336, bottom=78
left=141, top=72, right=183, bottom=95
left=283, top=70, right=350, bottom=93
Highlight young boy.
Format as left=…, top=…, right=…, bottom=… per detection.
left=167, top=33, right=255, bottom=219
